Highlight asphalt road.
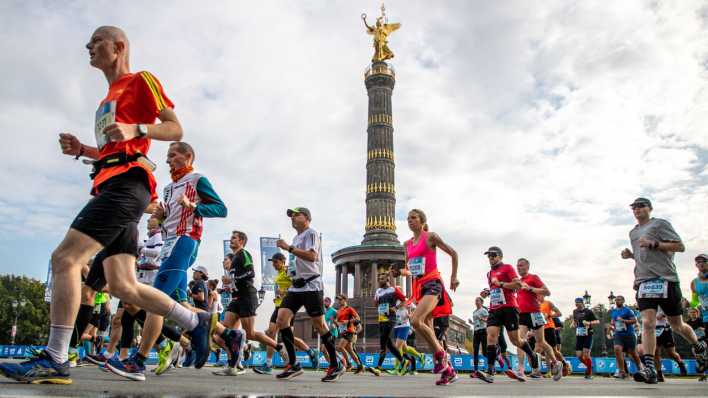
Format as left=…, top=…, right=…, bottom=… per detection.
left=1, top=363, right=707, bottom=397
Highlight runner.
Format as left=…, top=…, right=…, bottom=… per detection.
left=691, top=253, right=708, bottom=379
left=475, top=246, right=538, bottom=384
left=105, top=141, right=231, bottom=381
left=392, top=209, right=458, bottom=386
left=539, top=299, right=568, bottom=375
left=609, top=295, right=641, bottom=379
left=368, top=272, right=406, bottom=376
left=433, top=293, right=452, bottom=353
left=470, top=297, right=488, bottom=376
left=572, top=297, right=598, bottom=379
left=253, top=252, right=318, bottom=375
left=274, top=207, right=344, bottom=382
left=686, top=307, right=706, bottom=381
left=213, top=231, right=287, bottom=376
left=515, top=258, right=562, bottom=381
left=322, top=296, right=341, bottom=367
left=392, top=295, right=421, bottom=375
left=0, top=27, right=223, bottom=385
left=654, top=308, right=688, bottom=381
left=620, top=197, right=707, bottom=383
left=334, top=295, right=365, bottom=373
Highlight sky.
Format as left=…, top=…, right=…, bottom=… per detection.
left=1, top=0, right=707, bottom=328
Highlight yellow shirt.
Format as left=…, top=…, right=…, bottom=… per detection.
left=273, top=269, right=292, bottom=307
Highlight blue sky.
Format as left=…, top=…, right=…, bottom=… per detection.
left=1, top=0, right=707, bottom=325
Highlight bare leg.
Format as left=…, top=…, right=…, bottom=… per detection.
left=410, top=295, right=443, bottom=353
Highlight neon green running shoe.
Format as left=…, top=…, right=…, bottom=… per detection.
left=154, top=341, right=173, bottom=375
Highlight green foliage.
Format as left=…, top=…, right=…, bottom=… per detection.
left=0, top=274, right=50, bottom=345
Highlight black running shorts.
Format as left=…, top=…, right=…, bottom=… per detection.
left=544, top=328, right=557, bottom=346
left=71, top=168, right=151, bottom=257
left=635, top=281, right=683, bottom=317
left=227, top=287, right=258, bottom=318
left=270, top=306, right=295, bottom=326
left=280, top=290, right=324, bottom=317
left=487, top=307, right=519, bottom=331
left=656, top=327, right=676, bottom=348
left=85, top=250, right=108, bottom=292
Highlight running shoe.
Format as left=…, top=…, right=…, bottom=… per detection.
left=476, top=370, right=494, bottom=383
left=366, top=366, right=381, bottom=376
left=354, top=365, right=365, bottom=374
left=551, top=361, right=563, bottom=381
left=253, top=365, right=273, bottom=375
left=584, top=374, right=593, bottom=380
left=528, top=370, right=542, bottom=379
left=213, top=366, right=239, bottom=376
left=0, top=350, right=71, bottom=384
left=656, top=371, right=665, bottom=383
left=432, top=351, right=449, bottom=374
left=633, top=367, right=656, bottom=384
left=321, top=364, right=345, bottom=382
left=153, top=341, right=172, bottom=375
left=190, top=311, right=217, bottom=369
left=678, top=361, right=688, bottom=376
left=506, top=369, right=526, bottom=382
left=182, top=349, right=195, bottom=368
left=161, top=343, right=182, bottom=375
left=106, top=355, right=146, bottom=382
left=307, top=348, right=319, bottom=369
left=277, top=363, right=304, bottom=380
left=435, top=366, right=458, bottom=386
left=223, top=329, right=246, bottom=369
left=694, top=341, right=708, bottom=373
left=85, top=351, right=110, bottom=366
left=68, top=351, right=78, bottom=368
left=469, top=370, right=479, bottom=378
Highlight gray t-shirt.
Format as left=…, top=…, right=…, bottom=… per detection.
left=630, top=217, right=682, bottom=288
left=287, top=227, right=323, bottom=293
left=472, top=307, right=489, bottom=331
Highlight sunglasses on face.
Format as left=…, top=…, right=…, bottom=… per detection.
left=631, top=204, right=648, bottom=209
left=487, top=254, right=499, bottom=258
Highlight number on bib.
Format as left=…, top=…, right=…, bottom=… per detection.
left=531, top=312, right=546, bottom=327
left=576, top=326, right=588, bottom=336
left=614, top=320, right=626, bottom=332
left=490, top=288, right=506, bottom=306
left=408, top=257, right=425, bottom=276
left=94, top=101, right=116, bottom=150
left=638, top=279, right=668, bottom=299
left=378, top=303, right=389, bottom=315
left=338, top=324, right=347, bottom=333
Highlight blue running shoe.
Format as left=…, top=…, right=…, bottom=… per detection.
left=106, top=355, right=146, bottom=381
left=182, top=349, right=195, bottom=368
left=223, top=329, right=245, bottom=369
left=190, top=311, right=217, bottom=369
left=0, top=350, right=71, bottom=384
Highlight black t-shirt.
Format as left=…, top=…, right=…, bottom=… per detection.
left=230, top=249, right=255, bottom=297
left=573, top=308, right=597, bottom=335
left=687, top=317, right=703, bottom=330
left=191, top=279, right=208, bottom=310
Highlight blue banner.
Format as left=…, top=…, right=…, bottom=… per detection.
left=259, top=237, right=281, bottom=291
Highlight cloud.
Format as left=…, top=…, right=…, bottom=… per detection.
left=0, top=0, right=707, bottom=328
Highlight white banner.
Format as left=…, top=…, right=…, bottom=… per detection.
left=259, top=237, right=280, bottom=291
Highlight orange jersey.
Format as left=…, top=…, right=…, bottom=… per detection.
left=336, top=306, right=359, bottom=334
left=92, top=71, right=174, bottom=200
left=540, top=301, right=555, bottom=329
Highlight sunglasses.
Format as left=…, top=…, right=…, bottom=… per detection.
left=631, top=203, right=648, bottom=209
left=487, top=254, right=499, bottom=258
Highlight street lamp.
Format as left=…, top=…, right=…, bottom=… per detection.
left=257, top=286, right=266, bottom=306
left=10, top=299, right=27, bottom=346
left=583, top=290, right=591, bottom=307
left=607, top=291, right=616, bottom=307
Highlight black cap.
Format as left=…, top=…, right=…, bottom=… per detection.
left=630, top=197, right=652, bottom=209
left=484, top=246, right=503, bottom=256
left=268, top=252, right=286, bottom=262
left=287, top=207, right=311, bottom=221
left=695, top=254, right=708, bottom=262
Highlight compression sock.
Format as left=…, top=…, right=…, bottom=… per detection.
left=279, top=327, right=297, bottom=366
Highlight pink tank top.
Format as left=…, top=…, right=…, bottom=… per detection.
left=405, top=230, right=438, bottom=277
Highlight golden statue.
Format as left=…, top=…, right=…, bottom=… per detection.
left=362, top=3, right=400, bottom=62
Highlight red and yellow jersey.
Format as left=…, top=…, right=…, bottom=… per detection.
left=92, top=71, right=174, bottom=200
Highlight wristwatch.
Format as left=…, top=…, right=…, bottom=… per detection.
left=288, top=246, right=294, bottom=253
left=137, top=124, right=148, bottom=138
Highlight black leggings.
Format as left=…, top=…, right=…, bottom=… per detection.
left=376, top=323, right=404, bottom=367
left=473, top=329, right=488, bottom=370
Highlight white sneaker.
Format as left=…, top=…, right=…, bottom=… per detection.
left=552, top=361, right=563, bottom=381
left=213, top=367, right=239, bottom=376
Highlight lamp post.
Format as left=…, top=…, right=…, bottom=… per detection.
left=10, top=299, right=26, bottom=345
left=607, top=291, right=616, bottom=309
left=257, top=286, right=266, bottom=306
left=583, top=290, right=591, bottom=307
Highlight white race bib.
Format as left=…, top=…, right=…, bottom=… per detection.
left=655, top=326, right=665, bottom=337
left=490, top=288, right=506, bottom=306
left=408, top=257, right=425, bottom=276
left=531, top=312, right=546, bottom=327
left=576, top=326, right=588, bottom=336
left=159, top=236, right=178, bottom=263
left=638, top=279, right=668, bottom=299
left=378, top=303, right=389, bottom=315
left=338, top=324, right=347, bottom=333
left=94, top=100, right=116, bottom=150
left=614, top=320, right=626, bottom=332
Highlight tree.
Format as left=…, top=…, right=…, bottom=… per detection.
left=0, top=274, right=50, bottom=345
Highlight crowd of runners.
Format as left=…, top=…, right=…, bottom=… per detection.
left=0, top=26, right=707, bottom=389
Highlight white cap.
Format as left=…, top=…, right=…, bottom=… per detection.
left=192, top=265, right=209, bottom=278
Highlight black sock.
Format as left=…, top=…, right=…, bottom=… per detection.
left=486, top=345, right=497, bottom=373
left=71, top=304, right=95, bottom=347
left=120, top=311, right=135, bottom=349
left=694, top=342, right=706, bottom=353
left=643, top=354, right=656, bottom=370
left=376, top=350, right=386, bottom=368
left=135, top=352, right=147, bottom=365
left=321, top=331, right=339, bottom=368
left=521, top=342, right=538, bottom=368
left=279, top=328, right=297, bottom=366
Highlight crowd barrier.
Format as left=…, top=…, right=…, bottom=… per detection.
left=0, top=345, right=700, bottom=375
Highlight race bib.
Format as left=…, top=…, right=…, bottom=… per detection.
left=378, top=303, right=389, bottom=315
left=287, top=253, right=297, bottom=277
left=531, top=312, right=546, bottom=327
left=638, top=278, right=668, bottom=299
left=338, top=324, right=347, bottom=333
left=576, top=326, right=588, bottom=336
left=94, top=100, right=116, bottom=150
left=490, top=288, right=506, bottom=306
left=408, top=257, right=425, bottom=276
left=159, top=236, right=178, bottom=263
left=614, top=320, right=626, bottom=332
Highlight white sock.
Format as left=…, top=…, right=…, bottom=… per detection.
left=46, top=325, right=73, bottom=363
left=165, top=302, right=199, bottom=330
left=266, top=356, right=273, bottom=367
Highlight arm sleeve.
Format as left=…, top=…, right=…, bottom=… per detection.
left=194, top=177, right=228, bottom=218
left=657, top=219, right=681, bottom=242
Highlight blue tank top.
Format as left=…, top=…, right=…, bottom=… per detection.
left=695, top=277, right=708, bottom=322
